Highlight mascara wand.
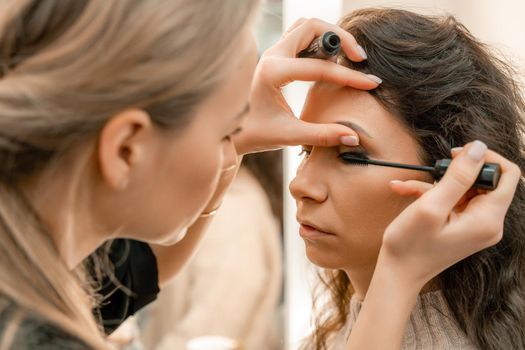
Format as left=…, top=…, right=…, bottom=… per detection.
left=341, top=155, right=501, bottom=190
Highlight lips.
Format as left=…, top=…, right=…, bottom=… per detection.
left=297, top=218, right=335, bottom=240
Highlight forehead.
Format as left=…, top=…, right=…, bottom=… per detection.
left=300, top=82, right=413, bottom=142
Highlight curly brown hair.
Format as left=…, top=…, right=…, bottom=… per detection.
left=305, top=8, right=525, bottom=350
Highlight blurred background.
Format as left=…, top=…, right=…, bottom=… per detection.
left=113, top=1, right=525, bottom=349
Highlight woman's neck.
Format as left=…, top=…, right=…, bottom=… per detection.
left=344, top=263, right=440, bottom=302
left=20, top=166, right=110, bottom=269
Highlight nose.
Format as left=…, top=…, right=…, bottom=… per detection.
left=289, top=153, right=328, bottom=203
left=221, top=137, right=238, bottom=171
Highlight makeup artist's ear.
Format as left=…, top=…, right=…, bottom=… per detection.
left=97, top=109, right=153, bottom=190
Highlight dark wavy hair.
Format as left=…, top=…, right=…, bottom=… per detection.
left=307, top=8, right=525, bottom=350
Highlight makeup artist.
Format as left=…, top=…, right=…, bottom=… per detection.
left=0, top=1, right=520, bottom=349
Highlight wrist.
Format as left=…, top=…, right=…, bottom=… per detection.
left=370, top=250, right=425, bottom=300
left=348, top=252, right=422, bottom=350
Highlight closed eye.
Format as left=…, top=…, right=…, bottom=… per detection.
left=339, top=151, right=369, bottom=164
left=299, top=146, right=312, bottom=158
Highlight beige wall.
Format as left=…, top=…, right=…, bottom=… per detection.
left=343, top=0, right=525, bottom=75
left=454, top=0, right=525, bottom=75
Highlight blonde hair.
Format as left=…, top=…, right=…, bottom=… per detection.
left=0, top=0, right=259, bottom=348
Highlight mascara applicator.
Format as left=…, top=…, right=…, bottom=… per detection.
left=341, top=155, right=501, bottom=190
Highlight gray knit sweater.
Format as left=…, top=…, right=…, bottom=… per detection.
left=332, top=291, right=478, bottom=349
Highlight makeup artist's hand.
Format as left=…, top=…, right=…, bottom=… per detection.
left=380, top=141, right=521, bottom=289
left=234, top=18, right=381, bottom=154
left=344, top=141, right=520, bottom=350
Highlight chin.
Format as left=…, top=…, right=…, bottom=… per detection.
left=154, top=227, right=189, bottom=246
left=304, top=243, right=344, bottom=270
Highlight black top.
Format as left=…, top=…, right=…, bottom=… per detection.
left=95, top=239, right=160, bottom=334
left=0, top=239, right=160, bottom=348
left=0, top=303, right=89, bottom=350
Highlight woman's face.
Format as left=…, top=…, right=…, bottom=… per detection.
left=114, top=30, right=258, bottom=244
left=289, top=83, right=431, bottom=272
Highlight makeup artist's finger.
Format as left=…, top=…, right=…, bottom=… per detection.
left=389, top=180, right=433, bottom=198
left=434, top=149, right=517, bottom=248
left=272, top=17, right=367, bottom=61
left=279, top=118, right=359, bottom=147
left=262, top=57, right=379, bottom=89
left=462, top=149, right=520, bottom=215
left=424, top=141, right=487, bottom=214
left=452, top=188, right=480, bottom=212
left=281, top=17, right=307, bottom=39
left=450, top=147, right=463, bottom=157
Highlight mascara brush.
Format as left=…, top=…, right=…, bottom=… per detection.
left=341, top=154, right=501, bottom=190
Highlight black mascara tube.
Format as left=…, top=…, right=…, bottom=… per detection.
left=297, top=31, right=341, bottom=59
left=433, top=159, right=501, bottom=190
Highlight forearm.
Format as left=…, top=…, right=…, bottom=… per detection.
left=345, top=252, right=421, bottom=350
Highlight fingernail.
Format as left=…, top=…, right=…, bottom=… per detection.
left=451, top=147, right=463, bottom=154
left=390, top=180, right=402, bottom=184
left=356, top=44, right=368, bottom=59
left=467, top=140, right=487, bottom=162
left=340, top=135, right=359, bottom=146
left=366, top=74, right=382, bottom=84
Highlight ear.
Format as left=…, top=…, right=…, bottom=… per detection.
left=97, top=109, right=153, bottom=190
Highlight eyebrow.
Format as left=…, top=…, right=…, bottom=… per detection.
left=235, top=103, right=250, bottom=120
left=335, top=120, right=373, bottom=138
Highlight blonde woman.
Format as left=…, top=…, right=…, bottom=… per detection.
left=0, top=1, right=519, bottom=349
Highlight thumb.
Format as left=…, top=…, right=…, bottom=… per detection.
left=282, top=118, right=360, bottom=147
left=390, top=179, right=434, bottom=198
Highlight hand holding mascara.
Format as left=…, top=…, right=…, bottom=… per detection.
left=297, top=31, right=341, bottom=59
left=341, top=154, right=501, bottom=190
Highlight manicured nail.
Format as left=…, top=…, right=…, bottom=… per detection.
left=340, top=135, right=359, bottom=146
left=390, top=180, right=403, bottom=184
left=366, top=74, right=382, bottom=84
left=467, top=140, right=487, bottom=162
left=356, top=44, right=368, bottom=59
left=451, top=147, right=463, bottom=154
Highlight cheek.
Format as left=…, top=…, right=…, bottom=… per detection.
left=171, top=139, right=222, bottom=209
left=149, top=138, right=222, bottom=238
left=329, top=168, right=416, bottom=264
left=334, top=166, right=420, bottom=228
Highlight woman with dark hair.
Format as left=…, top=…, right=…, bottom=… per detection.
left=291, top=8, right=525, bottom=350
left=0, top=1, right=519, bottom=349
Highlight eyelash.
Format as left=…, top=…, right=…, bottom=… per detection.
left=339, top=151, right=369, bottom=163
left=298, top=148, right=311, bottom=158
left=298, top=149, right=370, bottom=165
left=223, top=127, right=243, bottom=141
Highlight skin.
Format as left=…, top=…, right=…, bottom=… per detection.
left=290, top=82, right=432, bottom=299
left=23, top=29, right=258, bottom=269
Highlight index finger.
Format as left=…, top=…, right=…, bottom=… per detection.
left=281, top=118, right=360, bottom=147
left=277, top=18, right=367, bottom=62
left=422, top=141, right=487, bottom=214
left=266, top=57, right=379, bottom=90
left=465, top=149, right=521, bottom=217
